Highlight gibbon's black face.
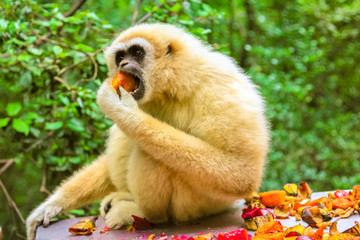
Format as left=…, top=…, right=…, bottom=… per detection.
left=114, top=44, right=146, bottom=100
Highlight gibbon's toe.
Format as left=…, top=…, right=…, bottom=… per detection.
left=103, top=200, right=112, bottom=215
left=26, top=202, right=63, bottom=240
left=100, top=192, right=145, bottom=229
left=103, top=199, right=145, bottom=229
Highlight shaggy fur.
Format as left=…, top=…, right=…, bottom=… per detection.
left=26, top=23, right=270, bottom=240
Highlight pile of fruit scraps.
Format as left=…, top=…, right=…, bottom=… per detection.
left=240, top=183, right=360, bottom=240
left=144, top=183, right=359, bottom=240
left=69, top=183, right=360, bottom=240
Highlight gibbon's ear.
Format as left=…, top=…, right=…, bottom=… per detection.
left=166, top=44, right=172, bottom=55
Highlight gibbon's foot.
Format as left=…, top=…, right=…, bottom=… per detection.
left=100, top=192, right=145, bottom=229
left=26, top=198, right=63, bottom=240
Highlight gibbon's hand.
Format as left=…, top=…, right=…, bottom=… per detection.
left=97, top=79, right=139, bottom=122
left=26, top=199, right=63, bottom=240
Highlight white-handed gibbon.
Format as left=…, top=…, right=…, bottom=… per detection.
left=26, top=23, right=270, bottom=240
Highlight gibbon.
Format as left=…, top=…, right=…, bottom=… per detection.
left=26, top=23, right=270, bottom=240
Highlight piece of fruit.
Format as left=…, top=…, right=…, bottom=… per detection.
left=353, top=185, right=360, bottom=200
left=255, top=220, right=283, bottom=235
left=328, top=234, right=355, bottom=240
left=333, top=197, right=353, bottom=210
left=242, top=207, right=273, bottom=219
left=305, top=197, right=333, bottom=211
left=298, top=182, right=312, bottom=199
left=274, top=204, right=291, bottom=219
left=285, top=225, right=306, bottom=237
left=334, top=190, right=349, bottom=198
left=131, top=215, right=155, bottom=230
left=68, top=216, right=97, bottom=235
left=217, top=229, right=249, bottom=240
left=284, top=184, right=298, bottom=197
left=295, top=237, right=315, bottom=240
left=259, top=190, right=287, bottom=208
left=244, top=211, right=274, bottom=231
left=343, top=221, right=360, bottom=236
left=334, top=207, right=355, bottom=218
left=253, top=232, right=285, bottom=240
left=301, top=206, right=324, bottom=227
left=194, top=232, right=213, bottom=240
left=112, top=72, right=138, bottom=95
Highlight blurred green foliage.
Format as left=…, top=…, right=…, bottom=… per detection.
left=0, top=0, right=359, bottom=238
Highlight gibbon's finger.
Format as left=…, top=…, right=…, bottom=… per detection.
left=43, top=205, right=63, bottom=227
left=26, top=219, right=41, bottom=240
left=118, top=86, right=130, bottom=99
left=118, top=86, right=138, bottom=109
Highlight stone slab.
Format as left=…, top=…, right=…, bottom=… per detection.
left=35, top=191, right=359, bottom=240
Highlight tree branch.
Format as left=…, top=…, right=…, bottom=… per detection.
left=24, top=131, right=54, bottom=153
left=40, top=165, right=51, bottom=195
left=240, top=0, right=257, bottom=68
left=64, top=0, right=87, bottom=17
left=0, top=159, right=14, bottom=176
left=135, top=12, right=152, bottom=25
left=228, top=0, right=235, bottom=57
left=131, top=0, right=144, bottom=26
left=0, top=180, right=25, bottom=224
left=54, top=76, right=71, bottom=90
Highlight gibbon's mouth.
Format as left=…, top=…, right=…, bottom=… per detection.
left=118, top=71, right=145, bottom=100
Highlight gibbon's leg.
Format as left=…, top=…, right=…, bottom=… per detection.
left=26, top=155, right=115, bottom=240
left=100, top=192, right=145, bottom=229
left=98, top=82, right=266, bottom=199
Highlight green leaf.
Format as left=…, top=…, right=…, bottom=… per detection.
left=53, top=45, right=63, bottom=55
left=69, top=157, right=81, bottom=164
left=12, top=38, right=25, bottom=46
left=12, top=118, right=30, bottom=135
left=58, top=94, right=70, bottom=106
left=17, top=52, right=32, bottom=62
left=69, top=209, right=85, bottom=215
left=6, top=102, right=22, bottom=116
left=75, top=43, right=94, bottom=52
left=0, top=19, right=9, bottom=30
left=171, top=3, right=182, bottom=12
left=0, top=118, right=10, bottom=127
left=45, top=121, right=63, bottom=130
left=19, top=71, right=32, bottom=88
left=30, top=127, right=41, bottom=137
left=67, top=118, right=85, bottom=132
left=28, top=47, right=43, bottom=55
left=25, top=36, right=37, bottom=44
left=27, top=112, right=40, bottom=120
left=96, top=52, right=106, bottom=65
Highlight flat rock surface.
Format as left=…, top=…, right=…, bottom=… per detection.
left=36, top=191, right=359, bottom=240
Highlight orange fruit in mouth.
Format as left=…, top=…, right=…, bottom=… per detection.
left=112, top=72, right=138, bottom=94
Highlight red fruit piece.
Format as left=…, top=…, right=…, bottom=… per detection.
left=218, top=229, right=249, bottom=240
left=334, top=190, right=349, bottom=198
left=131, top=215, right=155, bottom=230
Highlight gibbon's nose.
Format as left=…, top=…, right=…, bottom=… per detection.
left=120, top=60, right=129, bottom=68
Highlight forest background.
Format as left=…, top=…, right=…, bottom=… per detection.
left=1, top=0, right=359, bottom=238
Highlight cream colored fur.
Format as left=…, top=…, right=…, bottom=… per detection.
left=26, top=23, right=269, bottom=240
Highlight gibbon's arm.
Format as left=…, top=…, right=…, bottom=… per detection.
left=98, top=85, right=265, bottom=198
left=26, top=155, right=116, bottom=240
left=123, top=111, right=261, bottom=197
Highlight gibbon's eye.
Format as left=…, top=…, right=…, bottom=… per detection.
left=166, top=45, right=172, bottom=55
left=128, top=45, right=145, bottom=61
left=115, top=51, right=125, bottom=66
